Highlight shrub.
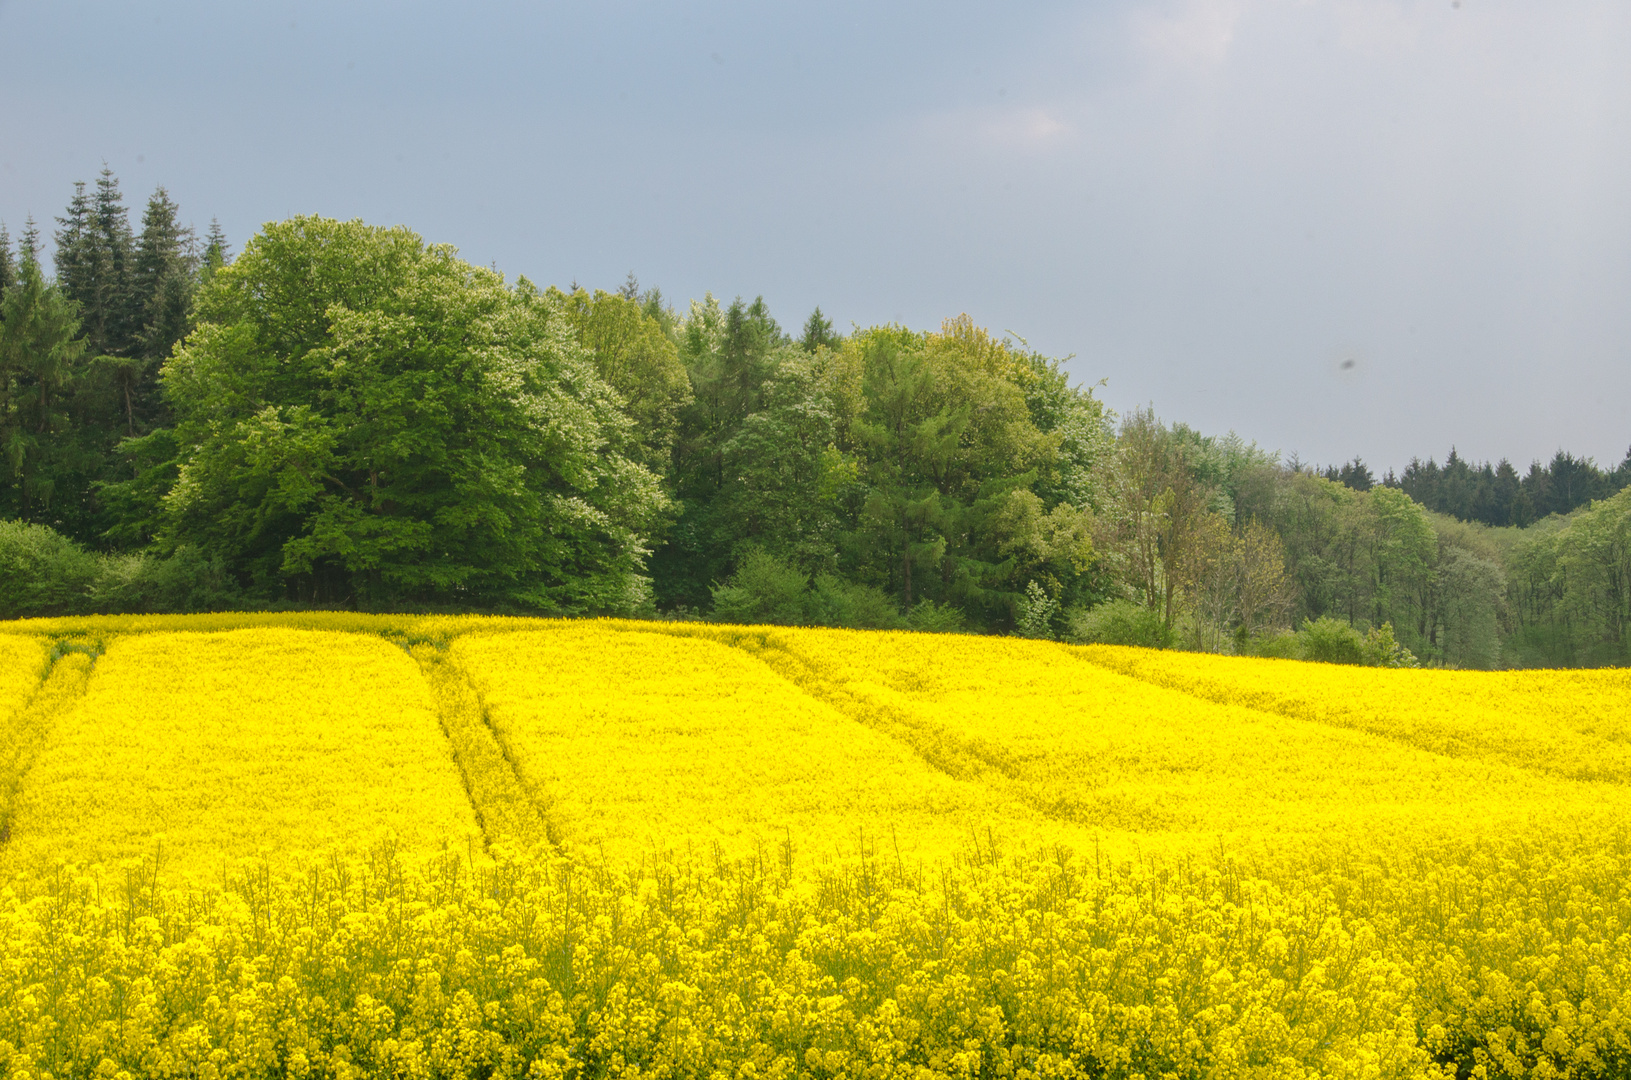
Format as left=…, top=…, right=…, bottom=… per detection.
left=807, top=574, right=903, bottom=629
left=1248, top=629, right=1303, bottom=660
left=89, top=547, right=245, bottom=614
left=709, top=549, right=809, bottom=625
left=1066, top=599, right=1175, bottom=649
left=1361, top=622, right=1419, bottom=668
left=904, top=598, right=967, bottom=633
left=1015, top=580, right=1059, bottom=640
left=1297, top=616, right=1366, bottom=665
left=0, top=520, right=97, bottom=618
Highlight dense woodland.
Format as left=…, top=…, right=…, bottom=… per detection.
left=1, top=171, right=1627, bottom=667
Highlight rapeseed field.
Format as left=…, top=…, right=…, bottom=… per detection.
left=0, top=614, right=1626, bottom=1079
left=1, top=628, right=480, bottom=878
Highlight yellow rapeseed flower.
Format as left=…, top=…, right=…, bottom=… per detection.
left=1, top=628, right=479, bottom=879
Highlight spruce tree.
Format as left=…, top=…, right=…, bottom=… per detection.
left=202, top=218, right=230, bottom=269
left=55, top=167, right=139, bottom=359
left=91, top=167, right=140, bottom=356
left=53, top=182, right=91, bottom=297
left=0, top=235, right=93, bottom=528
left=19, top=218, right=42, bottom=265
left=134, top=187, right=195, bottom=348
left=800, top=306, right=838, bottom=352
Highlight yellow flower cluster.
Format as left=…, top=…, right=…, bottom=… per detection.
left=0, top=613, right=1627, bottom=1078
left=0, top=636, right=43, bottom=722
left=0, top=833, right=1623, bottom=1080
left=1, top=628, right=479, bottom=880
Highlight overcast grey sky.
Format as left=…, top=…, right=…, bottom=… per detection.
left=3, top=0, right=1628, bottom=473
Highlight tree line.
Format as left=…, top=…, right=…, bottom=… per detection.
left=1318, top=448, right=1631, bottom=528
left=2, top=173, right=1626, bottom=667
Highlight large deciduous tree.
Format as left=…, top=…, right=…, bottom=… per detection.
left=159, top=216, right=668, bottom=610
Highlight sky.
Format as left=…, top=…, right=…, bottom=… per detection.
left=2, top=0, right=1628, bottom=474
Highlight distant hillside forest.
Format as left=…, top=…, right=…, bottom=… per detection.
left=2, top=170, right=1628, bottom=668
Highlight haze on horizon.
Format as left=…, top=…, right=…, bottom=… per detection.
left=2, top=0, right=1627, bottom=476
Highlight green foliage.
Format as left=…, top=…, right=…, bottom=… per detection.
left=0, top=181, right=1617, bottom=668
left=1066, top=598, right=1176, bottom=649
left=904, top=598, right=966, bottom=632
left=1258, top=616, right=1418, bottom=667
left=799, top=305, right=840, bottom=352
left=1249, top=629, right=1303, bottom=660
left=1505, top=487, right=1631, bottom=666
left=160, top=217, right=668, bottom=611
left=0, top=519, right=98, bottom=617
left=709, top=548, right=809, bottom=625
left=1015, top=579, right=1058, bottom=640
left=1297, top=616, right=1366, bottom=665
left=1396, top=445, right=1631, bottom=526
left=552, top=286, right=692, bottom=473
left=86, top=547, right=244, bottom=614
left=0, top=247, right=95, bottom=531
left=710, top=549, right=912, bottom=630
left=0, top=518, right=244, bottom=618
left=1361, top=622, right=1418, bottom=668
left=807, top=574, right=903, bottom=629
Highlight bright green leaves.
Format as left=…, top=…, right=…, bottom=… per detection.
left=159, top=217, right=667, bottom=610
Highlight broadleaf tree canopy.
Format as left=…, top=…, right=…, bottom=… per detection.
left=160, top=217, right=667, bottom=610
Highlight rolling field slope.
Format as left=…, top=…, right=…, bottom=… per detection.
left=738, top=628, right=1631, bottom=848
left=453, top=625, right=1038, bottom=862
left=0, top=613, right=1625, bottom=1079
left=1, top=628, right=479, bottom=877
left=1077, top=643, right=1631, bottom=783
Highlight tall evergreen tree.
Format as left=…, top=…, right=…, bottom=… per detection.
left=52, top=183, right=91, bottom=297
left=106, top=186, right=199, bottom=434
left=0, top=240, right=94, bottom=528
left=202, top=218, right=230, bottom=268
left=134, top=187, right=196, bottom=355
left=799, top=306, right=839, bottom=352
left=55, top=167, right=139, bottom=358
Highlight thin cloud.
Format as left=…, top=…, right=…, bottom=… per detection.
left=1133, top=0, right=1249, bottom=70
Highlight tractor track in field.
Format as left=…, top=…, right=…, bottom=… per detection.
left=410, top=644, right=560, bottom=855
left=0, top=637, right=100, bottom=849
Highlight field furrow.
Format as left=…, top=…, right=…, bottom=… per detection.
left=1, top=628, right=480, bottom=877
left=452, top=624, right=1049, bottom=865
left=752, top=627, right=1631, bottom=850
left=1075, top=643, right=1631, bottom=783
left=411, top=644, right=554, bottom=852
left=0, top=650, right=93, bottom=845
